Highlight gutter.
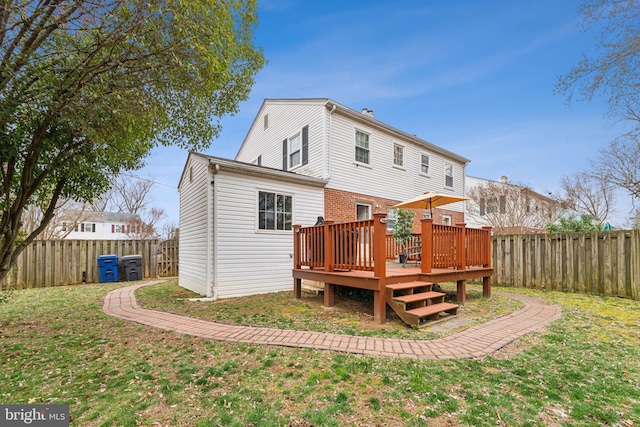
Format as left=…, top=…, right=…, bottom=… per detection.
left=207, top=159, right=220, bottom=300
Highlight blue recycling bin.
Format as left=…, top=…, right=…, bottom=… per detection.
left=97, top=254, right=119, bottom=283
left=121, top=254, right=143, bottom=281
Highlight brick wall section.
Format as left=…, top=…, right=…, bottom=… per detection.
left=323, top=188, right=464, bottom=230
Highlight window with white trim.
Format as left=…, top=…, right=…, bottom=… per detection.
left=355, top=130, right=370, bottom=164
left=258, top=191, right=293, bottom=231
left=356, top=203, right=371, bottom=220
left=442, top=215, right=452, bottom=225
left=420, top=153, right=430, bottom=175
left=393, top=143, right=404, bottom=167
left=444, top=162, right=454, bottom=188
left=289, top=133, right=301, bottom=168
left=387, top=208, right=397, bottom=231
left=81, top=223, right=96, bottom=233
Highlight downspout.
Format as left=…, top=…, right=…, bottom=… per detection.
left=327, top=103, right=337, bottom=179
left=207, top=160, right=220, bottom=300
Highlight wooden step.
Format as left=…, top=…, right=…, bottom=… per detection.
left=406, top=302, right=459, bottom=318
left=393, top=291, right=445, bottom=304
left=386, top=281, right=432, bottom=291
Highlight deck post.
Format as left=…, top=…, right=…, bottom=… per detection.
left=323, top=220, right=335, bottom=272
left=324, top=283, right=335, bottom=306
left=457, top=280, right=466, bottom=304
left=421, top=218, right=433, bottom=274
left=373, top=213, right=387, bottom=324
left=482, top=226, right=493, bottom=298
left=482, top=276, right=491, bottom=298
left=456, top=223, right=466, bottom=271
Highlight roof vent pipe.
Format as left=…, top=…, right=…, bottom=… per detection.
left=361, top=108, right=374, bottom=117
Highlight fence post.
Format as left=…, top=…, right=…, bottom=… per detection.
left=482, top=226, right=492, bottom=298
left=456, top=223, right=466, bottom=271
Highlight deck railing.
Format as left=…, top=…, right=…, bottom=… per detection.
left=294, top=216, right=492, bottom=276
left=294, top=218, right=377, bottom=272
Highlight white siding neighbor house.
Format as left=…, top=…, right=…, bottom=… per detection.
left=56, top=211, right=141, bottom=240
left=465, top=175, right=557, bottom=234
left=178, top=153, right=325, bottom=298
left=178, top=98, right=473, bottom=298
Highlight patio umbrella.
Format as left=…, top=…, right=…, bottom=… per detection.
left=393, top=192, right=470, bottom=215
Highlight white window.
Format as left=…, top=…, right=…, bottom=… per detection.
left=355, top=130, right=370, bottom=164
left=356, top=203, right=371, bottom=220
left=289, top=133, right=301, bottom=168
left=445, top=162, right=454, bottom=188
left=420, top=153, right=430, bottom=175
left=263, top=114, right=269, bottom=130
left=393, top=143, right=404, bottom=167
left=442, top=215, right=452, bottom=225
left=258, top=191, right=293, bottom=231
left=81, top=223, right=95, bottom=233
left=423, top=211, right=431, bottom=219
left=387, top=208, right=397, bottom=231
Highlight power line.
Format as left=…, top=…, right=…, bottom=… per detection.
left=118, top=172, right=176, bottom=189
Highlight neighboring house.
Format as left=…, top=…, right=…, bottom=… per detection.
left=178, top=154, right=326, bottom=298
left=465, top=175, right=558, bottom=234
left=179, top=98, right=471, bottom=298
left=56, top=210, right=142, bottom=240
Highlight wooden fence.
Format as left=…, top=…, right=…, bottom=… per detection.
left=0, top=239, right=162, bottom=290
left=492, top=230, right=640, bottom=300
left=157, top=239, right=179, bottom=277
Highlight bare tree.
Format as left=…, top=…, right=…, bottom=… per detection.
left=110, top=176, right=154, bottom=214
left=556, top=0, right=640, bottom=134
left=558, top=171, right=615, bottom=224
left=125, top=207, right=166, bottom=240
left=467, top=180, right=559, bottom=234
left=592, top=134, right=640, bottom=203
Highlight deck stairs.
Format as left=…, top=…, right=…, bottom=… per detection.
left=386, top=281, right=459, bottom=328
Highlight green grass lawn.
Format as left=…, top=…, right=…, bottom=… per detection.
left=1, top=280, right=639, bottom=426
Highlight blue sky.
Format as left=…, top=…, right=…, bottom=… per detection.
left=139, top=0, right=630, bottom=228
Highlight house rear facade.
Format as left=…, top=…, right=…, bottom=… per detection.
left=179, top=98, right=473, bottom=298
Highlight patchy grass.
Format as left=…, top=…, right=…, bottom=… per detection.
left=136, top=280, right=523, bottom=339
left=0, top=281, right=638, bottom=426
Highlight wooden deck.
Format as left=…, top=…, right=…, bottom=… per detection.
left=293, top=214, right=494, bottom=325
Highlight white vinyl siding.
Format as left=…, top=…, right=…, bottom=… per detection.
left=326, top=113, right=466, bottom=212
left=214, top=171, right=324, bottom=299
left=235, top=101, right=325, bottom=179
left=178, top=155, right=211, bottom=296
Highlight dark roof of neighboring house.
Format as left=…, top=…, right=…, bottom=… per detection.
left=58, top=210, right=141, bottom=222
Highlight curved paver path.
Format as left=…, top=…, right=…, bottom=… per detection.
left=103, top=280, right=562, bottom=359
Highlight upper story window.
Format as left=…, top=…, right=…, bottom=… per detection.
left=258, top=191, right=293, bottom=231
left=263, top=114, right=269, bottom=130
left=444, top=162, right=454, bottom=188
left=393, top=143, right=404, bottom=167
left=355, top=130, right=370, bottom=164
left=282, top=125, right=308, bottom=171
left=289, top=133, right=301, bottom=168
left=420, top=153, right=430, bottom=175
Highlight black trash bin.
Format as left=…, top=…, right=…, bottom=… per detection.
left=121, top=255, right=143, bottom=281
left=97, top=254, right=119, bottom=283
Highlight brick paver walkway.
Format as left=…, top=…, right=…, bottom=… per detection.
left=103, top=280, right=561, bottom=359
